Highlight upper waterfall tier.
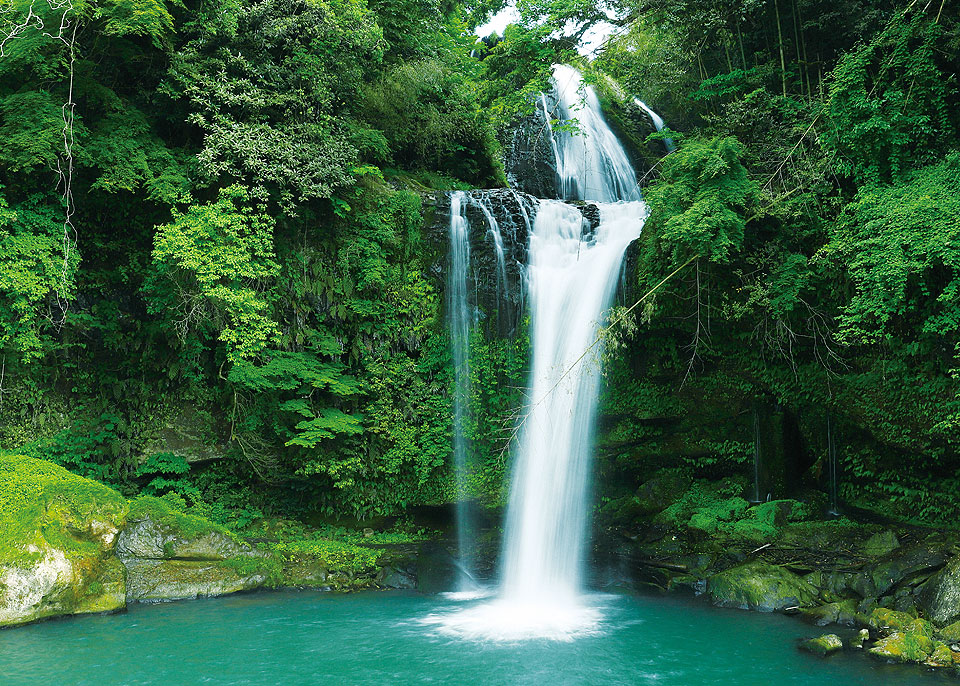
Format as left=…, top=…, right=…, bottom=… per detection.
left=547, top=64, right=642, bottom=203
left=504, top=65, right=661, bottom=200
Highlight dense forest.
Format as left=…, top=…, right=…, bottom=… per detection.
left=0, top=0, right=958, bottom=539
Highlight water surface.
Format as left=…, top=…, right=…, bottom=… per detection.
left=0, top=590, right=949, bottom=685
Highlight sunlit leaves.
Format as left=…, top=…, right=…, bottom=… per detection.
left=0, top=193, right=78, bottom=360
left=826, top=12, right=958, bottom=183
left=149, top=184, right=279, bottom=363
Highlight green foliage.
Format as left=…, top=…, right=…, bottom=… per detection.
left=657, top=478, right=812, bottom=542
left=0, top=193, right=79, bottom=360
left=148, top=185, right=280, bottom=363
left=24, top=412, right=132, bottom=486
left=644, top=136, right=757, bottom=263
left=826, top=153, right=960, bottom=354
left=826, top=12, right=958, bottom=183
left=363, top=57, right=502, bottom=183
left=267, top=537, right=382, bottom=572
left=95, top=0, right=181, bottom=45
left=128, top=494, right=232, bottom=540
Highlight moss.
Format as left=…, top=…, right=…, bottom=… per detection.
left=928, top=641, right=955, bottom=666
left=869, top=631, right=935, bottom=663
left=128, top=495, right=232, bottom=542
left=801, top=599, right=860, bottom=626
left=222, top=554, right=284, bottom=587
left=0, top=454, right=127, bottom=566
left=707, top=560, right=818, bottom=611
left=869, top=607, right=928, bottom=635
left=801, top=633, right=843, bottom=656
left=268, top=538, right=382, bottom=573
left=938, top=620, right=960, bottom=643
left=862, top=530, right=901, bottom=557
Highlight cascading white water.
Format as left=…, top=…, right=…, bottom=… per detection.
left=550, top=64, right=642, bottom=203
left=427, top=64, right=647, bottom=641
left=448, top=191, right=475, bottom=587
left=500, top=200, right=647, bottom=604
left=633, top=97, right=676, bottom=152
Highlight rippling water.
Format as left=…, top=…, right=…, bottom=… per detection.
left=0, top=590, right=949, bottom=685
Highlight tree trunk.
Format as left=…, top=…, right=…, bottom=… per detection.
left=774, top=0, right=788, bottom=97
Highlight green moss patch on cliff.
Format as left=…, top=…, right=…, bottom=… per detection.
left=127, top=494, right=233, bottom=543
left=0, top=454, right=128, bottom=567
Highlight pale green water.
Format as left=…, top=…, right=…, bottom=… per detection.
left=0, top=590, right=950, bottom=685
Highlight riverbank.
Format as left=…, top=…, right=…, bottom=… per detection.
left=599, top=471, right=960, bottom=672
left=0, top=455, right=422, bottom=628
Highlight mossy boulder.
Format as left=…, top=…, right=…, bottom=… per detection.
left=928, top=641, right=956, bottom=667
left=0, top=455, right=128, bottom=627
left=123, top=559, right=266, bottom=602
left=868, top=631, right=935, bottom=663
left=917, top=554, right=960, bottom=626
left=706, top=561, right=818, bottom=611
left=118, top=496, right=269, bottom=602
left=867, top=607, right=925, bottom=635
left=634, top=471, right=692, bottom=516
left=119, top=496, right=247, bottom=561
left=801, top=633, right=843, bottom=656
left=801, top=599, right=860, bottom=627
left=862, top=530, right=900, bottom=557
left=937, top=620, right=960, bottom=643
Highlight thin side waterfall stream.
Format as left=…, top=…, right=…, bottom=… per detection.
left=432, top=64, right=648, bottom=640
left=633, top=98, right=676, bottom=152
left=448, top=191, right=475, bottom=587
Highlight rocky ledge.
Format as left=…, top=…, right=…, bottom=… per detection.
left=0, top=455, right=419, bottom=628
left=606, top=471, right=960, bottom=673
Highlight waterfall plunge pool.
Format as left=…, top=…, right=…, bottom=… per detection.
left=0, top=589, right=948, bottom=685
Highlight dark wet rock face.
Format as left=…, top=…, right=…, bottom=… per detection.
left=424, top=190, right=617, bottom=339
left=918, top=554, right=960, bottom=625
left=503, top=94, right=560, bottom=199
left=424, top=189, right=535, bottom=338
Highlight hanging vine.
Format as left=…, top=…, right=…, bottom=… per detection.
left=1, top=0, right=78, bottom=327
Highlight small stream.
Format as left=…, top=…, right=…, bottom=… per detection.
left=0, top=590, right=949, bottom=685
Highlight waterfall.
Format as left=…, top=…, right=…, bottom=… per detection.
left=633, top=98, right=676, bottom=152
left=427, top=65, right=648, bottom=641
left=551, top=64, right=641, bottom=203
left=448, top=191, right=475, bottom=587
left=500, top=199, right=647, bottom=605
left=473, top=195, right=510, bottom=331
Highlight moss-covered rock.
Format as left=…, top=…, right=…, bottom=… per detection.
left=868, top=607, right=930, bottom=636
left=801, top=599, right=860, bottom=627
left=862, top=530, right=900, bottom=557
left=928, top=641, right=956, bottom=667
left=124, top=559, right=266, bottom=602
left=634, top=470, right=692, bottom=516
left=852, top=628, right=870, bottom=648
left=0, top=455, right=128, bottom=627
left=917, top=554, right=960, bottom=626
left=118, top=496, right=270, bottom=602
left=937, top=620, right=960, bottom=643
left=706, top=560, right=818, bottom=611
left=119, top=496, right=246, bottom=561
left=868, top=631, right=935, bottom=663
left=801, top=633, right=843, bottom=656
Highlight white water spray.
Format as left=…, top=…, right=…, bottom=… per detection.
left=550, top=64, right=641, bottom=202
